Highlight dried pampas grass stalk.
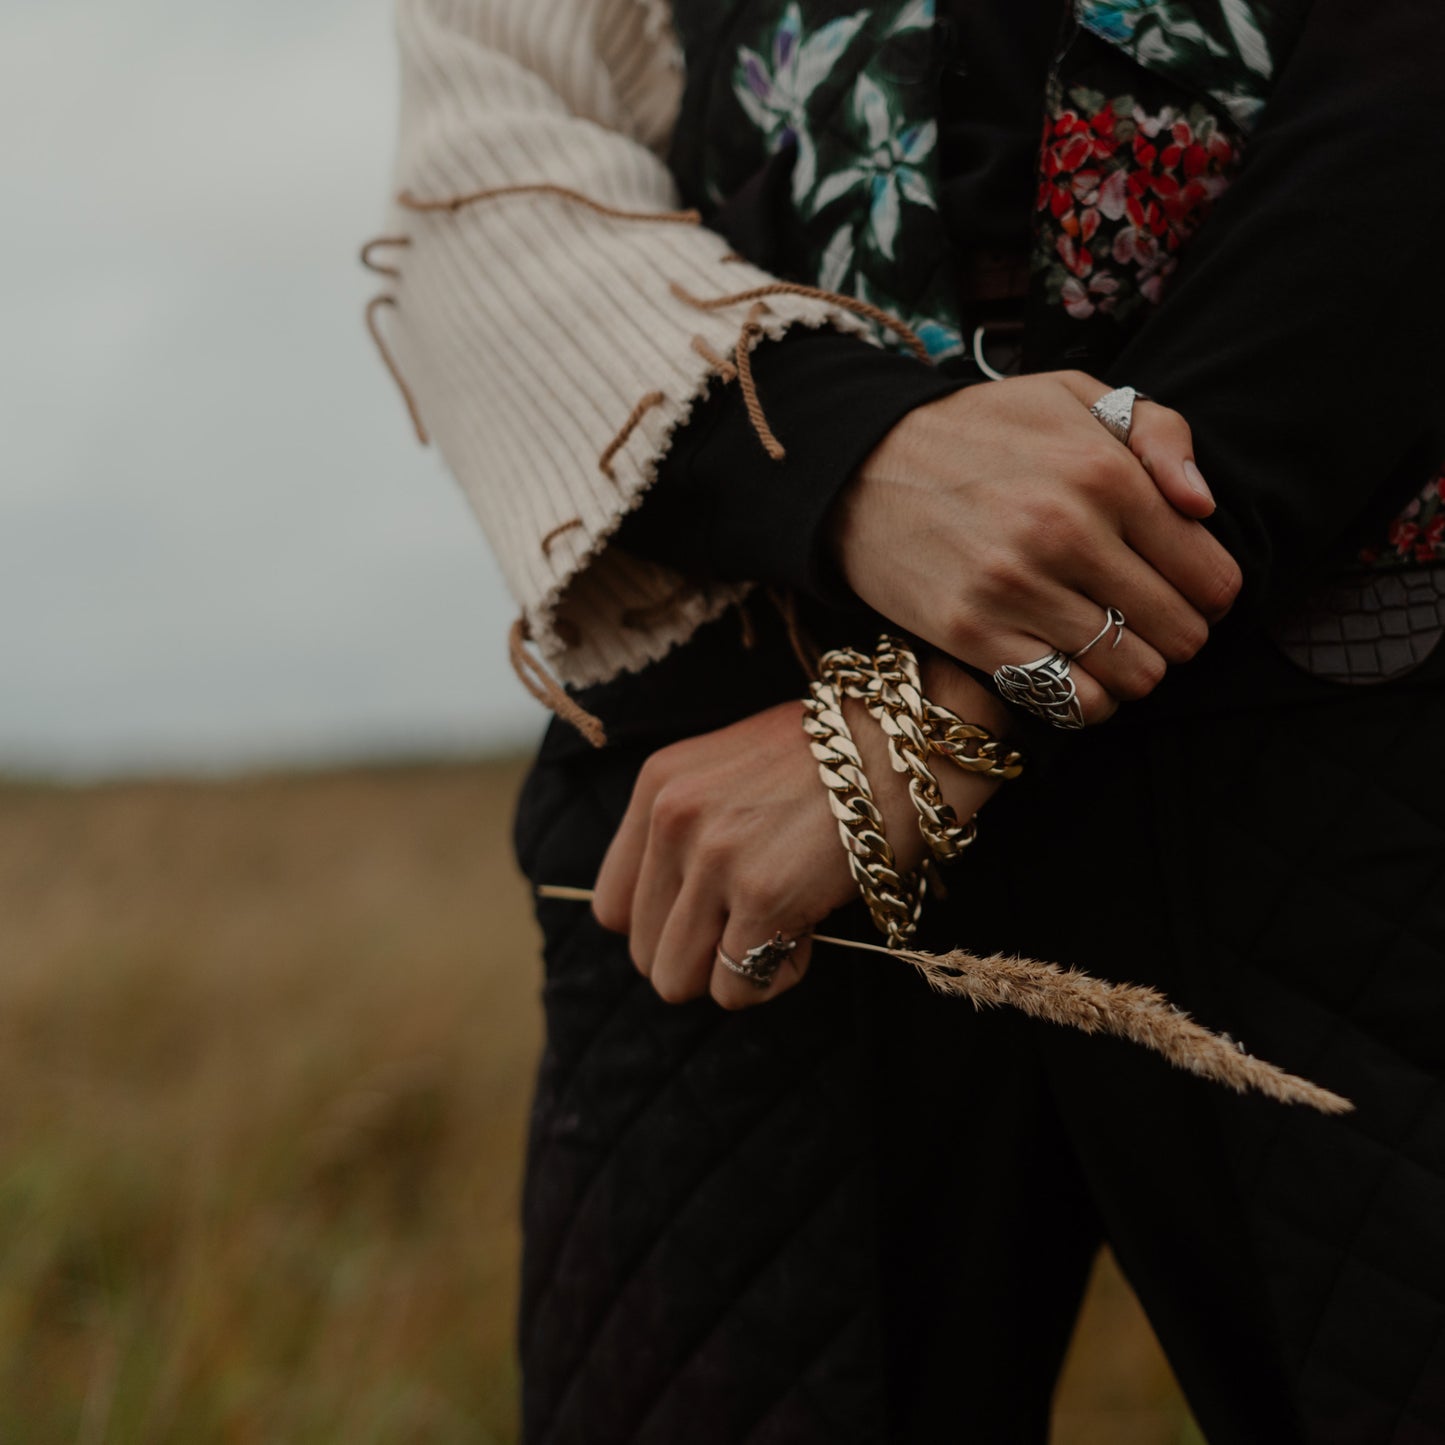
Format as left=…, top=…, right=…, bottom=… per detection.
left=819, top=932, right=1352, bottom=1116
left=535, top=884, right=1353, bottom=1116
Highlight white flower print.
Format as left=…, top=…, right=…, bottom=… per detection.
left=733, top=2, right=869, bottom=203
left=1077, top=0, right=1276, bottom=131
left=885, top=0, right=935, bottom=35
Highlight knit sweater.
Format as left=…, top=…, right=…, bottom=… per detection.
left=375, top=0, right=888, bottom=688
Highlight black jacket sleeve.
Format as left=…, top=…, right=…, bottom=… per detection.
left=1105, top=0, right=1445, bottom=612
left=611, top=326, right=967, bottom=606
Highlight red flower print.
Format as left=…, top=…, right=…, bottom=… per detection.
left=1056, top=232, right=1094, bottom=277
left=1357, top=471, right=1445, bottom=568
left=1036, top=90, right=1242, bottom=326
left=1389, top=519, right=1419, bottom=557
left=1060, top=272, right=1121, bottom=320
left=1097, top=168, right=1129, bottom=220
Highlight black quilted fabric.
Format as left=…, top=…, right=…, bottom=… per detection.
left=1143, top=687, right=1445, bottom=1443
left=510, top=615, right=1445, bottom=1444
left=1270, top=568, right=1445, bottom=685
left=514, top=753, right=889, bottom=1445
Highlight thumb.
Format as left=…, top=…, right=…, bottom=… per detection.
left=1131, top=400, right=1216, bottom=520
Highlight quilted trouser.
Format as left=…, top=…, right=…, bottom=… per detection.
left=510, top=613, right=1445, bottom=1445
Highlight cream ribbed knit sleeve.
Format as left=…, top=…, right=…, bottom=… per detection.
left=378, top=0, right=885, bottom=691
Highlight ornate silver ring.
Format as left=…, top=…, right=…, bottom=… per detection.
left=1071, top=606, right=1127, bottom=661
left=991, top=650, right=1085, bottom=731
left=1089, top=386, right=1148, bottom=445
left=716, top=931, right=798, bottom=990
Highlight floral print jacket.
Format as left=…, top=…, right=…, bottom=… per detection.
left=663, top=0, right=1442, bottom=573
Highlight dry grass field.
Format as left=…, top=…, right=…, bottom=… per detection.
left=0, top=759, right=1200, bottom=1443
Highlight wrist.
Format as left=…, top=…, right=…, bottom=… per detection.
left=920, top=649, right=1012, bottom=739
left=824, top=465, right=870, bottom=599
left=825, top=395, right=944, bottom=599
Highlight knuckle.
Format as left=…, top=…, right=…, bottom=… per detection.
left=1076, top=446, right=1133, bottom=503
left=1118, top=651, right=1167, bottom=700
left=731, top=871, right=783, bottom=918
left=591, top=891, right=627, bottom=935
left=692, top=831, right=734, bottom=875
left=974, top=547, right=1029, bottom=606
left=944, top=606, right=988, bottom=658
left=636, top=749, right=674, bottom=793
left=709, top=979, right=752, bottom=1012
left=1020, top=496, right=1083, bottom=558
left=650, top=781, right=701, bottom=841
left=1137, top=650, right=1168, bottom=691
left=1080, top=690, right=1118, bottom=726
left=1162, top=612, right=1209, bottom=663
left=653, top=969, right=701, bottom=1006
left=1201, top=558, right=1243, bottom=616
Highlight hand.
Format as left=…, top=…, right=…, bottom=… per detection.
left=828, top=371, right=1243, bottom=723
left=592, top=658, right=1007, bottom=1009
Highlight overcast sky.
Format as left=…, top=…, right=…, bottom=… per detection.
left=1, top=0, right=547, bottom=776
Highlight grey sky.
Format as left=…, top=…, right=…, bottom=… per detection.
left=1, top=0, right=547, bottom=776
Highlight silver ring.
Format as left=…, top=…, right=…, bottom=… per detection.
left=1071, top=606, right=1127, bottom=661
left=716, top=931, right=797, bottom=990
left=1089, top=386, right=1148, bottom=445
left=991, top=650, right=1085, bottom=730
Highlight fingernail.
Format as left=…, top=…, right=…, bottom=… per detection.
left=1183, top=459, right=1214, bottom=506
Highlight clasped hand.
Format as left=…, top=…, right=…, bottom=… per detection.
left=831, top=370, right=1241, bottom=724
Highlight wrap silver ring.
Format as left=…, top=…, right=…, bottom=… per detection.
left=717, top=931, right=798, bottom=990
left=1089, top=386, right=1148, bottom=445
left=1071, top=606, right=1127, bottom=661
left=991, top=650, right=1085, bottom=731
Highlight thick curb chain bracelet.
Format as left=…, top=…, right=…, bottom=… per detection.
left=805, top=635, right=1026, bottom=946
left=874, top=635, right=1025, bottom=782
left=820, top=645, right=978, bottom=865
left=802, top=675, right=926, bottom=948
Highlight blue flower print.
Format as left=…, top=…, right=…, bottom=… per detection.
left=1077, top=0, right=1275, bottom=130
left=809, top=73, right=937, bottom=259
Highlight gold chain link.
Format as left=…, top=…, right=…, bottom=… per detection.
left=804, top=635, right=1024, bottom=946
left=874, top=634, right=1025, bottom=781
left=819, top=646, right=978, bottom=865
left=801, top=676, right=925, bottom=947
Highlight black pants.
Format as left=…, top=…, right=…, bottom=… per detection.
left=511, top=605, right=1445, bottom=1445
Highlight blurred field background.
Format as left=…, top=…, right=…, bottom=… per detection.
left=0, top=757, right=1202, bottom=1444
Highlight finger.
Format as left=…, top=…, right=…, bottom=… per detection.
left=1023, top=584, right=1170, bottom=704
left=592, top=755, right=667, bottom=935
left=651, top=877, right=728, bottom=1006
left=626, top=821, right=685, bottom=978
left=711, top=916, right=815, bottom=1011
left=1054, top=373, right=1216, bottom=524
left=1067, top=383, right=1242, bottom=621
left=1130, top=401, right=1214, bottom=520
left=972, top=628, right=1119, bottom=727
left=1073, top=538, right=1214, bottom=665
left=1121, top=494, right=1243, bottom=625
